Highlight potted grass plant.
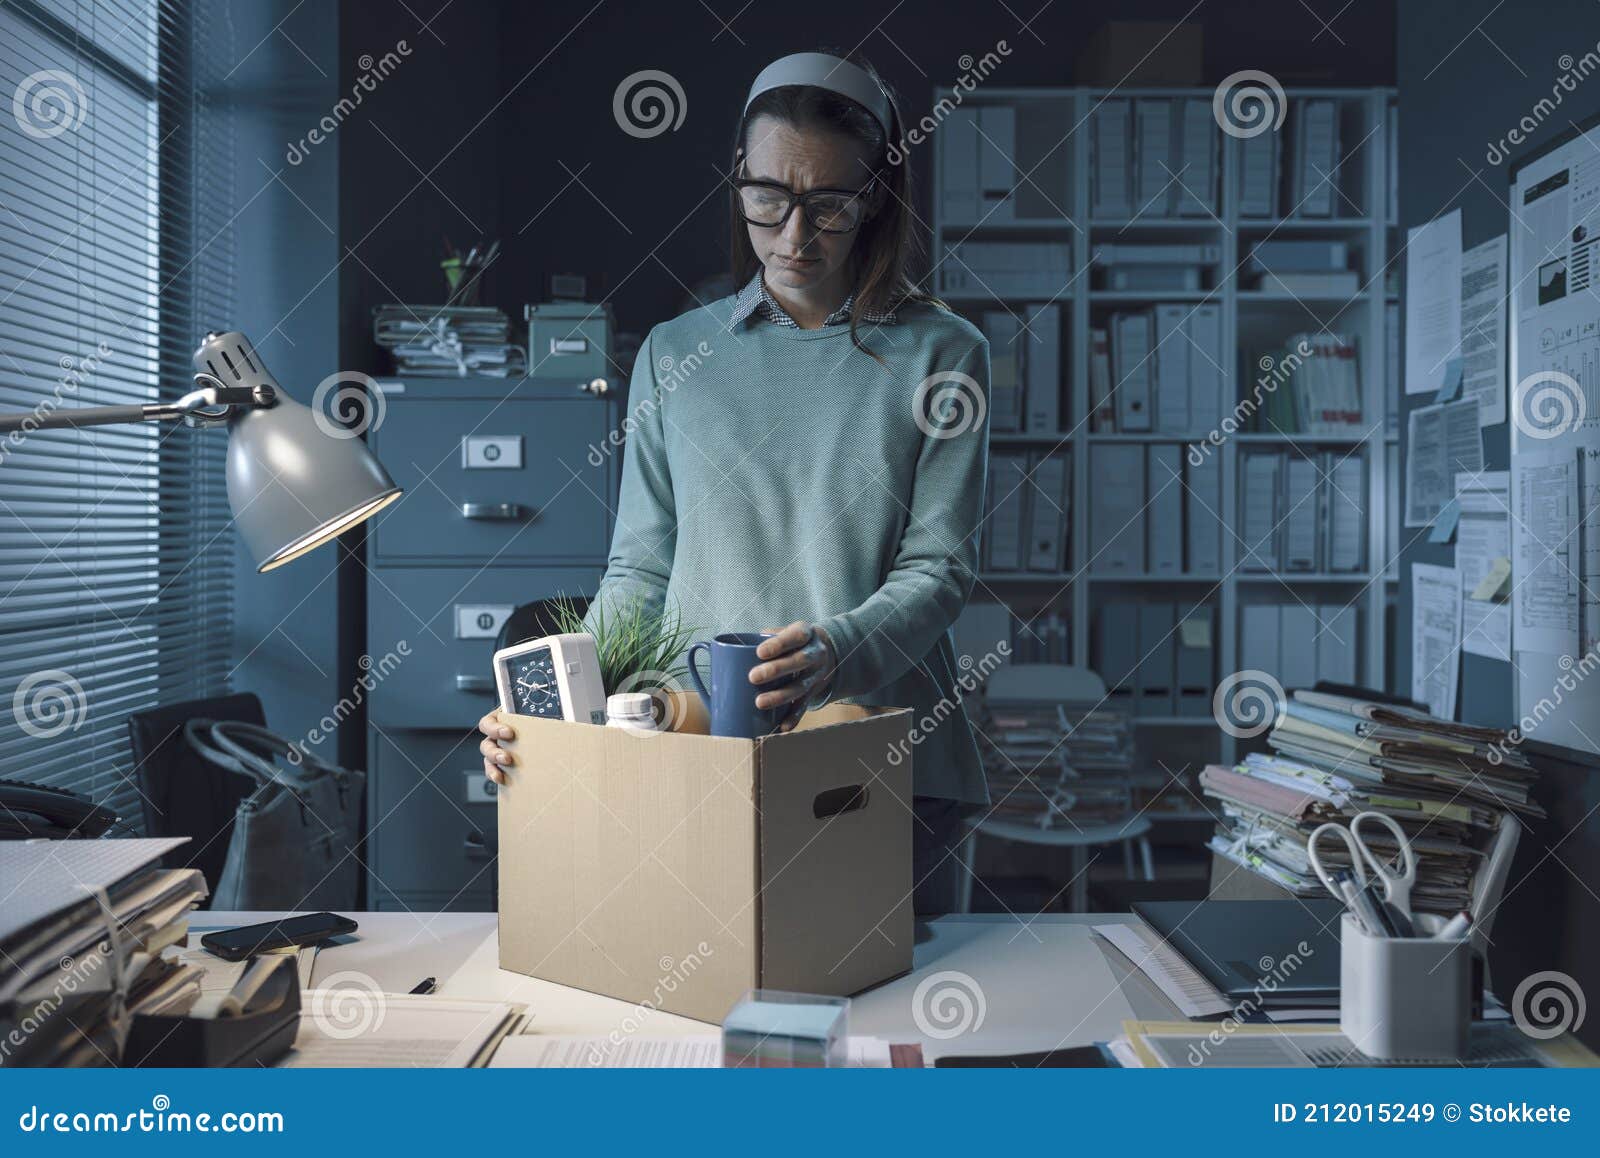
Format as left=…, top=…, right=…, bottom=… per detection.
left=549, top=593, right=700, bottom=731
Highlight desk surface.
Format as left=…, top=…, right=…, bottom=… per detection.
left=197, top=911, right=1180, bottom=1060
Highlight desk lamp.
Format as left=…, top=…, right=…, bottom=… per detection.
left=0, top=331, right=402, bottom=571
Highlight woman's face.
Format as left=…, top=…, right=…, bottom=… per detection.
left=741, top=114, right=876, bottom=295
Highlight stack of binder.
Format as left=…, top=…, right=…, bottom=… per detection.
left=978, top=306, right=1061, bottom=434
left=0, top=839, right=208, bottom=1066
left=1092, top=304, right=1224, bottom=434
left=373, top=305, right=529, bottom=377
left=1238, top=449, right=1366, bottom=573
left=976, top=698, right=1136, bottom=826
left=1096, top=601, right=1215, bottom=718
left=1090, top=98, right=1218, bottom=219
left=1202, top=691, right=1543, bottom=914
left=980, top=451, right=1070, bottom=573
left=1087, top=445, right=1221, bottom=577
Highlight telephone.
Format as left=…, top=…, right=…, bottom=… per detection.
left=0, top=778, right=121, bottom=838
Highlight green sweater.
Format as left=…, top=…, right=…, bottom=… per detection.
left=588, top=293, right=991, bottom=805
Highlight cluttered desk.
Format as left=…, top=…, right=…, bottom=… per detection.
left=5, top=837, right=1592, bottom=1069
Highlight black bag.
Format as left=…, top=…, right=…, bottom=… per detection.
left=184, top=720, right=363, bottom=911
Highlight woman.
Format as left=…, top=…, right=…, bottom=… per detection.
left=481, top=50, right=990, bottom=915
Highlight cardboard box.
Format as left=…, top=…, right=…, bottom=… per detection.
left=1076, top=21, right=1204, bottom=86
left=496, top=703, right=914, bottom=1023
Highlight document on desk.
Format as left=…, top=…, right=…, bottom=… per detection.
left=1456, top=470, right=1512, bottom=661
left=1411, top=562, right=1462, bottom=721
left=489, top=1033, right=895, bottom=1068
left=1120, top=1020, right=1592, bottom=1068
left=278, top=994, right=526, bottom=1068
left=1092, top=922, right=1231, bottom=1018
left=1405, top=209, right=1462, bottom=396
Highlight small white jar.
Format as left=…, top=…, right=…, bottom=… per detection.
left=606, top=692, right=656, bottom=733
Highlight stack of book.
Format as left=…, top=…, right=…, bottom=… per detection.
left=1201, top=691, right=1543, bottom=914
left=1245, top=331, right=1363, bottom=435
left=976, top=699, right=1136, bottom=826
left=0, top=839, right=208, bottom=1066
left=373, top=305, right=529, bottom=377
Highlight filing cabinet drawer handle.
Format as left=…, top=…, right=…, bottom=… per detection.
left=578, top=377, right=610, bottom=398
left=455, top=674, right=494, bottom=693
left=460, top=501, right=531, bottom=521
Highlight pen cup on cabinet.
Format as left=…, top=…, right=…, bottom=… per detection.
left=1339, top=912, right=1472, bottom=1061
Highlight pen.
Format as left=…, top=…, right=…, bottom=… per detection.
left=1333, top=871, right=1379, bottom=936
left=409, top=977, right=436, bottom=995
left=1435, top=911, right=1472, bottom=940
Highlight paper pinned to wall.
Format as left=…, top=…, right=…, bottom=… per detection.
left=1411, top=562, right=1462, bottom=720
left=1405, top=209, right=1463, bottom=396
left=1512, top=446, right=1581, bottom=657
left=1405, top=397, right=1483, bottom=526
left=1456, top=470, right=1511, bottom=661
left=1459, top=233, right=1507, bottom=427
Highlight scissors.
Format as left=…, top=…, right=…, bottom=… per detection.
left=1307, top=810, right=1417, bottom=927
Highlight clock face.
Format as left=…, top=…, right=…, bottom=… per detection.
left=508, top=647, right=564, bottom=719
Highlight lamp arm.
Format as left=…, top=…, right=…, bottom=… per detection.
left=0, top=375, right=275, bottom=435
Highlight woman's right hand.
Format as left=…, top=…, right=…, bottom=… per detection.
left=478, top=711, right=515, bottom=785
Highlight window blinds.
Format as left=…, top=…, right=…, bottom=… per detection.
left=0, top=0, right=236, bottom=828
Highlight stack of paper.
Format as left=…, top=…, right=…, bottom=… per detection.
left=1113, top=1019, right=1595, bottom=1068
left=278, top=993, right=526, bottom=1068
left=373, top=304, right=528, bottom=377
left=0, top=839, right=208, bottom=1067
left=975, top=698, right=1136, bottom=825
left=1202, top=690, right=1543, bottom=914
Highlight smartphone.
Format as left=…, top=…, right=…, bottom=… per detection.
left=200, top=912, right=358, bottom=961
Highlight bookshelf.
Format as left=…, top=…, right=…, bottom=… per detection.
left=933, top=86, right=1399, bottom=766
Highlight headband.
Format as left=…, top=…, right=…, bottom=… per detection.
left=744, top=52, right=893, bottom=138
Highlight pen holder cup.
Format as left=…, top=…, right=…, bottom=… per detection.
left=1339, top=912, right=1471, bottom=1061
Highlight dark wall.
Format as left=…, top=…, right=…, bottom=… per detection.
left=225, top=0, right=345, bottom=758
left=1398, top=0, right=1600, bottom=1047
left=337, top=0, right=1395, bottom=352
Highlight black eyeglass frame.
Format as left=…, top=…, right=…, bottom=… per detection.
left=730, top=170, right=881, bottom=234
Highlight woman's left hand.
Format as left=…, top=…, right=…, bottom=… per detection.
left=751, top=621, right=838, bottom=732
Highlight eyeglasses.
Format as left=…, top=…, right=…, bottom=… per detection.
left=732, top=174, right=877, bottom=234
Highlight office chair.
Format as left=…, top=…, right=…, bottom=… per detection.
left=495, top=594, right=592, bottom=652
left=960, top=664, right=1155, bottom=915
left=126, top=691, right=266, bottom=899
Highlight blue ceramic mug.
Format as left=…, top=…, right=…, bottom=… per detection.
left=687, top=632, right=795, bottom=738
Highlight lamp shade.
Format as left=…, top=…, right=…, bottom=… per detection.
left=196, top=332, right=402, bottom=572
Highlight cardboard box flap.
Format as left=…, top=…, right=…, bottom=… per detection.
left=753, top=707, right=914, bottom=997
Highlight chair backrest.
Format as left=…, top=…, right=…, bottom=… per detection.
left=126, top=692, right=265, bottom=897
left=982, top=663, right=1107, bottom=704
left=496, top=595, right=592, bottom=652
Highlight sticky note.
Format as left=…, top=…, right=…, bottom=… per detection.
left=1471, top=556, right=1512, bottom=601
left=1428, top=499, right=1460, bottom=543
left=1180, top=617, right=1212, bottom=648
left=1433, top=358, right=1463, bottom=403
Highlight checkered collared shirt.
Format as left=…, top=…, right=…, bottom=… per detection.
left=727, top=273, right=898, bottom=329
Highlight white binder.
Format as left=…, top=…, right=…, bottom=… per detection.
left=1153, top=303, right=1190, bottom=433
left=1113, top=311, right=1154, bottom=432
left=1146, top=443, right=1185, bottom=576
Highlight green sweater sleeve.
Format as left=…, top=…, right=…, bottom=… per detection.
left=817, top=338, right=990, bottom=699
left=587, top=329, right=675, bottom=627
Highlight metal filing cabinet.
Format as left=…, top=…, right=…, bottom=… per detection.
left=364, top=370, right=619, bottom=911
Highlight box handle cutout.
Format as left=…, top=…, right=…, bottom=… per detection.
left=812, top=784, right=869, bottom=819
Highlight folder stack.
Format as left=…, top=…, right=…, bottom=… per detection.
left=1237, top=449, right=1367, bottom=573
left=1201, top=691, right=1543, bottom=915
left=373, top=304, right=528, bottom=377
left=981, top=450, right=1071, bottom=573
left=0, top=839, right=208, bottom=1066
left=975, top=697, right=1136, bottom=826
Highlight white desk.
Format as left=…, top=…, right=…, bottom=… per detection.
left=197, top=911, right=1181, bottom=1061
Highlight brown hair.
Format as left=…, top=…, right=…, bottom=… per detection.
left=729, top=50, right=941, bottom=359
